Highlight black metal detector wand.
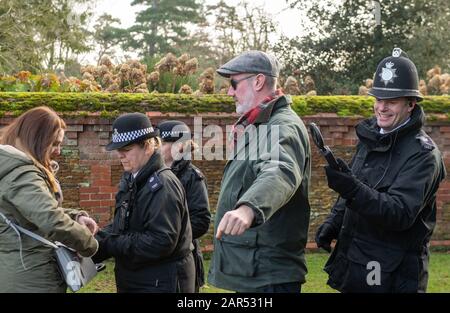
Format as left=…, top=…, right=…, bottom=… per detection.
left=309, top=122, right=340, bottom=170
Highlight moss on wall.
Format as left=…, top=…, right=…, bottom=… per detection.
left=0, top=92, right=449, bottom=119
left=291, top=95, right=450, bottom=117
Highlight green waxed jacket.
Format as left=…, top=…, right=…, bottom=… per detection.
left=0, top=145, right=98, bottom=293
left=208, top=95, right=311, bottom=292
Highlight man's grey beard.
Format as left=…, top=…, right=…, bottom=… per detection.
left=236, top=102, right=254, bottom=115
left=236, top=88, right=256, bottom=115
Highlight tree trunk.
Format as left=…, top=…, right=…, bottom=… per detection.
left=48, top=41, right=55, bottom=71
left=148, top=0, right=158, bottom=57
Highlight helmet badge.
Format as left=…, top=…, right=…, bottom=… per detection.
left=392, top=48, right=402, bottom=57
left=380, top=61, right=397, bottom=86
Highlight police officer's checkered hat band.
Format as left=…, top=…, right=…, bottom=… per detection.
left=106, top=112, right=158, bottom=151
left=160, top=130, right=190, bottom=139
left=157, top=120, right=192, bottom=142
left=112, top=127, right=154, bottom=143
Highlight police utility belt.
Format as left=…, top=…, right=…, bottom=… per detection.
left=0, top=212, right=97, bottom=292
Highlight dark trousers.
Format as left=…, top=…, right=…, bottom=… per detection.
left=254, top=282, right=302, bottom=293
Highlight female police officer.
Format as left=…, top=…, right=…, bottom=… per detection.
left=93, top=113, right=195, bottom=293
left=157, top=120, right=211, bottom=292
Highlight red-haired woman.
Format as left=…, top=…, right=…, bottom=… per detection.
left=0, top=106, right=98, bottom=293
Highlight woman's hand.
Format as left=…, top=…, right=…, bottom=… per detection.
left=77, top=215, right=99, bottom=235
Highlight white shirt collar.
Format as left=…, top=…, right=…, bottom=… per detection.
left=380, top=117, right=411, bottom=134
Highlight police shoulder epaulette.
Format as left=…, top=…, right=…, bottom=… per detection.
left=148, top=173, right=163, bottom=192
left=416, top=134, right=435, bottom=151
left=192, top=167, right=204, bottom=180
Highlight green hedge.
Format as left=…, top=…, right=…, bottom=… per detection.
left=291, top=95, right=450, bottom=118
left=0, top=92, right=449, bottom=119
left=0, top=93, right=235, bottom=117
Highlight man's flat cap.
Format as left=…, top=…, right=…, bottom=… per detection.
left=216, top=50, right=280, bottom=78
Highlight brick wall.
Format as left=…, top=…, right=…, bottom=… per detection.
left=2, top=112, right=449, bottom=249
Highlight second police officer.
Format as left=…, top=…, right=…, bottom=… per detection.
left=157, top=120, right=211, bottom=293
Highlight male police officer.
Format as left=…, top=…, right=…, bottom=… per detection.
left=315, top=48, right=446, bottom=293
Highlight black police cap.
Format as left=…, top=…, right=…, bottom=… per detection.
left=106, top=112, right=159, bottom=151
left=156, top=120, right=192, bottom=142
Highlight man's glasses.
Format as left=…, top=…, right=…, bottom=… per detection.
left=230, top=74, right=257, bottom=90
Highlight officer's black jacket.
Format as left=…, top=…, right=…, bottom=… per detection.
left=171, top=159, right=210, bottom=288
left=171, top=159, right=210, bottom=239
left=323, top=105, right=446, bottom=292
left=93, top=152, right=194, bottom=291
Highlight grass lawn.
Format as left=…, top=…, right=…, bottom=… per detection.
left=79, top=251, right=450, bottom=293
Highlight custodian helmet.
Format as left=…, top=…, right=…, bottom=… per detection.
left=368, top=48, right=423, bottom=101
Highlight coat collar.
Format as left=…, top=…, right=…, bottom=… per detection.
left=226, top=95, right=291, bottom=163
left=171, top=159, right=190, bottom=176
left=126, top=151, right=166, bottom=188
left=253, top=95, right=292, bottom=125
left=356, top=104, right=424, bottom=151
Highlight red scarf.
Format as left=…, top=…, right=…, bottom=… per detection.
left=229, top=89, right=284, bottom=150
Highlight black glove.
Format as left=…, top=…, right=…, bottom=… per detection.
left=92, top=230, right=112, bottom=263
left=315, top=222, right=338, bottom=253
left=325, top=158, right=361, bottom=199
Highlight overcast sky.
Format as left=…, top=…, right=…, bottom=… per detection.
left=93, top=0, right=303, bottom=37
left=78, top=0, right=306, bottom=64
